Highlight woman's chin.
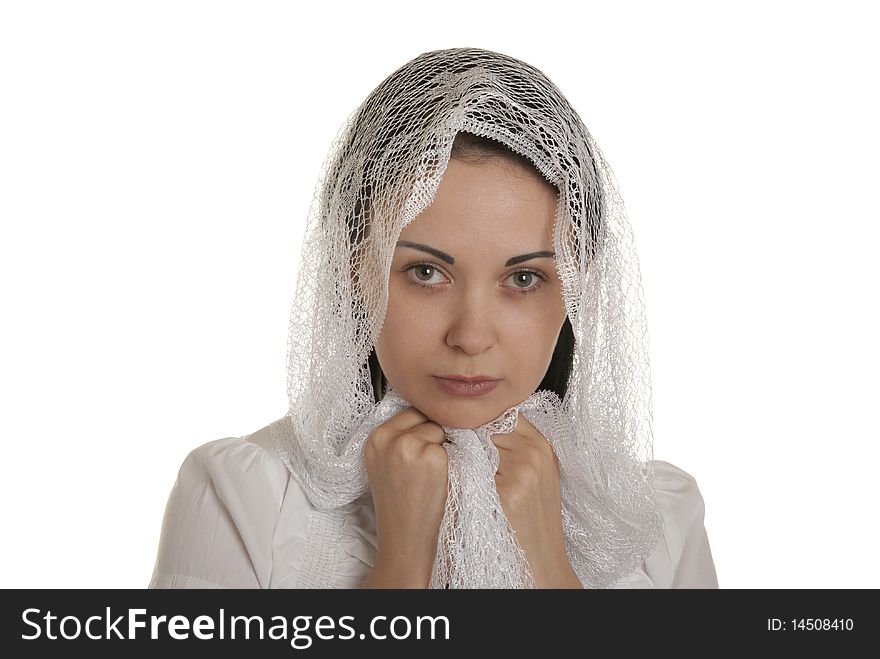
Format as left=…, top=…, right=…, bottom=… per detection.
left=418, top=400, right=507, bottom=430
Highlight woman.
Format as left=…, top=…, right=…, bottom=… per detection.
left=148, top=47, right=718, bottom=589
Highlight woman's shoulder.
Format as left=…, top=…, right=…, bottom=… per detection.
left=175, top=417, right=377, bottom=588
left=649, top=459, right=702, bottom=492
left=647, top=458, right=707, bottom=528
left=150, top=417, right=300, bottom=588
left=642, top=458, right=717, bottom=588
left=165, top=417, right=298, bottom=532
left=179, top=418, right=291, bottom=485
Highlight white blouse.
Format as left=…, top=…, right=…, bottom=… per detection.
left=148, top=419, right=719, bottom=589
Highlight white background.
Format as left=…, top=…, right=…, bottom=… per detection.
left=1, top=0, right=877, bottom=588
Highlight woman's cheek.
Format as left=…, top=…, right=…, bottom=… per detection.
left=522, top=303, right=563, bottom=370
left=406, top=292, right=446, bottom=329
left=392, top=296, right=439, bottom=347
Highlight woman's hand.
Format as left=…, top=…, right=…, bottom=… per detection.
left=361, top=406, right=449, bottom=588
left=490, top=413, right=583, bottom=588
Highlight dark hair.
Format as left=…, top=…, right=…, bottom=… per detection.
left=367, top=131, right=575, bottom=404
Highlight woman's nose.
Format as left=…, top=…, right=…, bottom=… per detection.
left=445, top=291, right=497, bottom=355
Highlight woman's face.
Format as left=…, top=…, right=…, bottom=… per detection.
left=373, top=156, right=568, bottom=429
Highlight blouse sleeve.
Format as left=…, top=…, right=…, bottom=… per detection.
left=673, top=486, right=718, bottom=588
left=646, top=460, right=719, bottom=589
left=148, top=436, right=290, bottom=589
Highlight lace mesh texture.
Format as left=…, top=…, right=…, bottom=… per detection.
left=269, top=47, right=664, bottom=588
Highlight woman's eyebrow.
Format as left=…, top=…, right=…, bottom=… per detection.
left=505, top=251, right=556, bottom=266
left=395, top=240, right=555, bottom=266
left=396, top=240, right=455, bottom=264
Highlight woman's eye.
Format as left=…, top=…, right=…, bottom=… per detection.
left=405, top=263, right=545, bottom=295
left=410, top=264, right=445, bottom=284
left=508, top=271, right=537, bottom=289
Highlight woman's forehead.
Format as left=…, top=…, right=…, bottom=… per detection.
left=398, top=216, right=556, bottom=254
left=402, top=173, right=555, bottom=241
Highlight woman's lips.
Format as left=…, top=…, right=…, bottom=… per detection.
left=432, top=376, right=500, bottom=398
